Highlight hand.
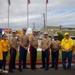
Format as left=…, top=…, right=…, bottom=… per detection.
left=16, top=48, right=18, bottom=51
left=25, top=47, right=28, bottom=50
left=59, top=51, right=61, bottom=55
left=72, top=52, right=74, bottom=56
left=42, top=49, right=45, bottom=51
left=18, top=41, right=21, bottom=45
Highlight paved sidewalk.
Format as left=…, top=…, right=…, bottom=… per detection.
left=0, top=65, right=75, bottom=75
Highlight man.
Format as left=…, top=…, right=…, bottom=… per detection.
left=41, top=32, right=51, bottom=70
left=29, top=29, right=38, bottom=70
left=9, top=31, right=18, bottom=73
left=18, top=28, right=29, bottom=72
left=1, top=34, right=9, bottom=73
left=61, top=32, right=74, bottom=71
left=50, top=34, right=60, bottom=70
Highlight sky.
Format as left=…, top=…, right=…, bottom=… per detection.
left=0, top=0, right=75, bottom=30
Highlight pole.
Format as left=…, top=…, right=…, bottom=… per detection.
left=45, top=2, right=47, bottom=31
left=43, top=13, right=45, bottom=31
left=8, top=0, right=10, bottom=40
left=33, top=22, right=35, bottom=29
left=27, top=0, right=29, bottom=28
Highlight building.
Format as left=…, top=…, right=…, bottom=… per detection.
left=40, top=26, right=75, bottom=36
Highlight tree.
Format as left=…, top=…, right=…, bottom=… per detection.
left=57, top=32, right=64, bottom=41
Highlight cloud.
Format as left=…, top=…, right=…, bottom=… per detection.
left=0, top=0, right=75, bottom=30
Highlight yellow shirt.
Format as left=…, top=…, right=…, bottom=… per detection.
left=0, top=42, right=3, bottom=60
left=61, top=38, right=74, bottom=51
left=1, top=39, right=9, bottom=52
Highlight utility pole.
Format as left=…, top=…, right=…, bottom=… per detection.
left=33, top=22, right=35, bottom=29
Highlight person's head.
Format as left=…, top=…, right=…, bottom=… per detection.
left=64, top=32, right=70, bottom=39
left=44, top=31, right=48, bottom=38
left=33, top=29, right=37, bottom=36
left=54, top=34, right=58, bottom=40
left=22, top=28, right=27, bottom=35
left=2, top=34, right=7, bottom=40
left=12, top=30, right=16, bottom=37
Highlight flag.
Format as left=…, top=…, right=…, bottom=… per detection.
left=8, top=0, right=10, bottom=5
left=46, top=0, right=48, bottom=4
left=28, top=0, right=30, bottom=4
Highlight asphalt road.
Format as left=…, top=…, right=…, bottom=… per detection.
left=1, top=65, right=75, bottom=75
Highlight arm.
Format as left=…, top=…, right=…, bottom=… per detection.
left=18, top=35, right=26, bottom=49
left=46, top=38, right=51, bottom=49
left=10, top=38, right=17, bottom=50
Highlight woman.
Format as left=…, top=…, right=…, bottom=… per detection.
left=1, top=34, right=9, bottom=73
left=0, top=40, right=3, bottom=75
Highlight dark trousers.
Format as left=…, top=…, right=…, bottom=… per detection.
left=2, top=52, right=8, bottom=70
left=19, top=46, right=27, bottom=69
left=0, top=60, right=2, bottom=69
left=62, top=51, right=72, bottom=69
left=30, top=46, right=37, bottom=69
left=42, top=49, right=50, bottom=68
left=51, top=51, right=59, bottom=68
left=9, top=48, right=17, bottom=71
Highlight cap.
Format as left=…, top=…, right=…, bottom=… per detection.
left=22, top=28, right=27, bottom=31
left=12, top=30, right=16, bottom=33
left=54, top=34, right=58, bottom=37
left=44, top=31, right=48, bottom=34
left=64, top=32, right=69, bottom=36
left=33, top=29, right=37, bottom=32
left=2, top=34, right=7, bottom=37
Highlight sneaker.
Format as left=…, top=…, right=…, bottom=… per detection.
left=3, top=70, right=8, bottom=73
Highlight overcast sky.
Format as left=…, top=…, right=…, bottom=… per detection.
left=0, top=0, right=75, bottom=30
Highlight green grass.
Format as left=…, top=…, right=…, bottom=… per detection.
left=6, top=51, right=62, bottom=62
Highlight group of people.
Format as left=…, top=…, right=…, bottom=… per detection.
left=0, top=28, right=75, bottom=74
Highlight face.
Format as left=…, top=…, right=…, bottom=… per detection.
left=12, top=33, right=16, bottom=37
left=33, top=31, right=36, bottom=35
left=23, top=30, right=26, bottom=35
left=44, top=34, right=48, bottom=38
left=65, top=35, right=69, bottom=39
left=54, top=36, right=58, bottom=40
left=3, top=36, right=7, bottom=40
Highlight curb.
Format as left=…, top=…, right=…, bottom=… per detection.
left=6, top=60, right=75, bottom=65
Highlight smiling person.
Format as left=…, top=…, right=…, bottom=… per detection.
left=41, top=31, right=51, bottom=71
left=1, top=34, right=9, bottom=73
left=29, top=29, right=38, bottom=70
left=0, top=40, right=3, bottom=75
left=18, top=28, right=29, bottom=72
left=61, top=32, right=74, bottom=71
left=9, top=31, right=18, bottom=73
left=50, top=34, right=61, bottom=70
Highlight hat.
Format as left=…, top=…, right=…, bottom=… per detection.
left=44, top=31, right=48, bottom=34
left=12, top=30, right=16, bottom=33
left=22, top=28, right=27, bottom=31
left=2, top=34, right=7, bottom=37
left=33, top=29, right=37, bottom=32
left=64, top=32, right=69, bottom=36
left=54, top=34, right=58, bottom=37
